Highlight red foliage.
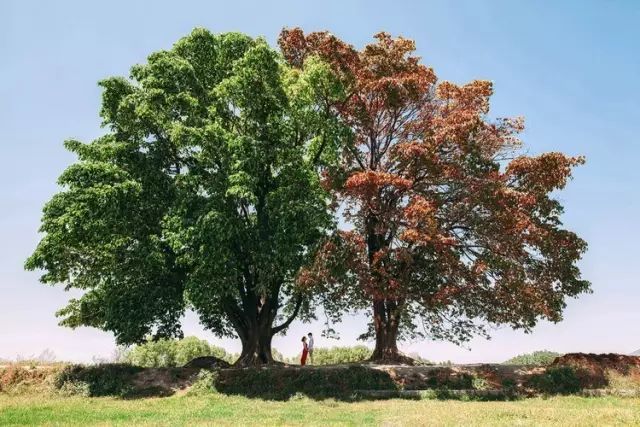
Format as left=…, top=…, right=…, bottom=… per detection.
left=281, top=28, right=588, bottom=353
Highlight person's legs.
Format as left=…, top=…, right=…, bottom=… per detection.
left=309, top=349, right=313, bottom=365
left=301, top=350, right=307, bottom=366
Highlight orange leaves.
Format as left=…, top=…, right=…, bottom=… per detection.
left=282, top=28, right=588, bottom=333
left=507, top=153, right=585, bottom=193
left=436, top=80, right=493, bottom=115
left=344, top=171, right=412, bottom=196
left=399, top=196, right=457, bottom=247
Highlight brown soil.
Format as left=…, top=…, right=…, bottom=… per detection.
left=551, top=353, right=640, bottom=388
left=553, top=353, right=640, bottom=372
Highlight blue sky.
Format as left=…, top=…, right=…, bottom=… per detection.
left=1, top=0, right=639, bottom=362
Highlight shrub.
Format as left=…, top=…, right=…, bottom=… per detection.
left=501, top=377, right=517, bottom=390
left=503, top=350, right=561, bottom=366
left=57, top=380, right=91, bottom=397
left=471, top=376, right=490, bottom=391
left=124, top=337, right=233, bottom=367
left=285, top=346, right=372, bottom=365
left=187, top=370, right=219, bottom=396
left=217, top=365, right=397, bottom=400
left=422, top=369, right=474, bottom=390
left=53, top=364, right=143, bottom=397
left=527, top=366, right=582, bottom=395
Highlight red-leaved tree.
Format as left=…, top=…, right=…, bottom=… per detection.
left=280, top=28, right=589, bottom=363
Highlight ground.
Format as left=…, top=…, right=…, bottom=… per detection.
left=1, top=393, right=640, bottom=426
left=2, top=355, right=640, bottom=425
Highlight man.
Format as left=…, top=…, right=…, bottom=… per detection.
left=307, top=333, right=314, bottom=364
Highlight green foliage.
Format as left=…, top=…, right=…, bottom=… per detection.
left=187, top=370, right=219, bottom=396
left=125, top=337, right=233, bottom=367
left=25, top=28, right=345, bottom=361
left=53, top=364, right=143, bottom=397
left=217, top=365, right=397, bottom=400
left=57, top=381, right=91, bottom=397
left=504, top=351, right=561, bottom=366
left=471, top=376, right=490, bottom=391
left=528, top=366, right=582, bottom=395
left=287, top=345, right=371, bottom=365
left=501, top=377, right=518, bottom=390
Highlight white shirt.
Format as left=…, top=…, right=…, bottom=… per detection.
left=307, top=336, right=314, bottom=350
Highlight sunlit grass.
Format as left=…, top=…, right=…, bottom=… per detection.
left=1, top=393, right=639, bottom=426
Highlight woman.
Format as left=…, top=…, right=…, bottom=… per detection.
left=300, top=336, right=309, bottom=366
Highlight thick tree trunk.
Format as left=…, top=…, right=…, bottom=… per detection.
left=226, top=291, right=301, bottom=367
left=369, top=300, right=414, bottom=365
left=235, top=327, right=276, bottom=366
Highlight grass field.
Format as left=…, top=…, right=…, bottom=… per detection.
left=1, top=393, right=639, bottom=426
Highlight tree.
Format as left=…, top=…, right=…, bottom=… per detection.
left=281, top=28, right=589, bottom=363
left=26, top=28, right=345, bottom=366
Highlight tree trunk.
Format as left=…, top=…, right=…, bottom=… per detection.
left=369, top=300, right=414, bottom=365
left=234, top=326, right=276, bottom=366
left=227, top=290, right=301, bottom=367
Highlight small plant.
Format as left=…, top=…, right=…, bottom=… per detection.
left=53, top=364, right=142, bottom=397
left=528, top=366, right=582, bottom=395
left=187, top=370, right=219, bottom=396
left=289, top=391, right=307, bottom=401
left=471, top=376, right=490, bottom=391
left=57, top=380, right=91, bottom=397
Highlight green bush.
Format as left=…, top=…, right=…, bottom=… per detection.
left=187, top=370, right=219, bottom=396
left=57, top=380, right=91, bottom=397
left=503, top=350, right=561, bottom=366
left=527, top=366, right=582, bottom=395
left=471, top=376, right=490, bottom=391
left=285, top=346, right=372, bottom=365
left=53, top=364, right=143, bottom=397
left=124, top=337, right=234, bottom=367
left=217, top=365, right=397, bottom=400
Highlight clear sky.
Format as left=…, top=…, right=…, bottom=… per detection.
left=1, top=0, right=639, bottom=363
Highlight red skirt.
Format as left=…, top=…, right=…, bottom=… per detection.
left=300, top=349, right=308, bottom=366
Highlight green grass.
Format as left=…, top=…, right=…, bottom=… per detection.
left=1, top=394, right=640, bottom=426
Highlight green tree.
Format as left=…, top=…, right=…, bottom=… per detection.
left=503, top=350, right=561, bottom=366
left=124, top=336, right=232, bottom=367
left=26, top=28, right=346, bottom=366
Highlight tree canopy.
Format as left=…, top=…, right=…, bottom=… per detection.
left=26, top=28, right=346, bottom=365
left=27, top=27, right=589, bottom=365
left=280, top=28, right=589, bottom=362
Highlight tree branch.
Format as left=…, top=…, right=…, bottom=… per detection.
left=271, top=296, right=303, bottom=335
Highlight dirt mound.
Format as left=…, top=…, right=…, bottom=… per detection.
left=183, top=356, right=231, bottom=370
left=552, top=353, right=640, bottom=388
left=553, top=353, right=640, bottom=373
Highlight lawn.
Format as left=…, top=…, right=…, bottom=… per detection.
left=1, top=393, right=639, bottom=426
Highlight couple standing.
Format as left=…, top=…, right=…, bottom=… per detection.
left=300, top=333, right=314, bottom=366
